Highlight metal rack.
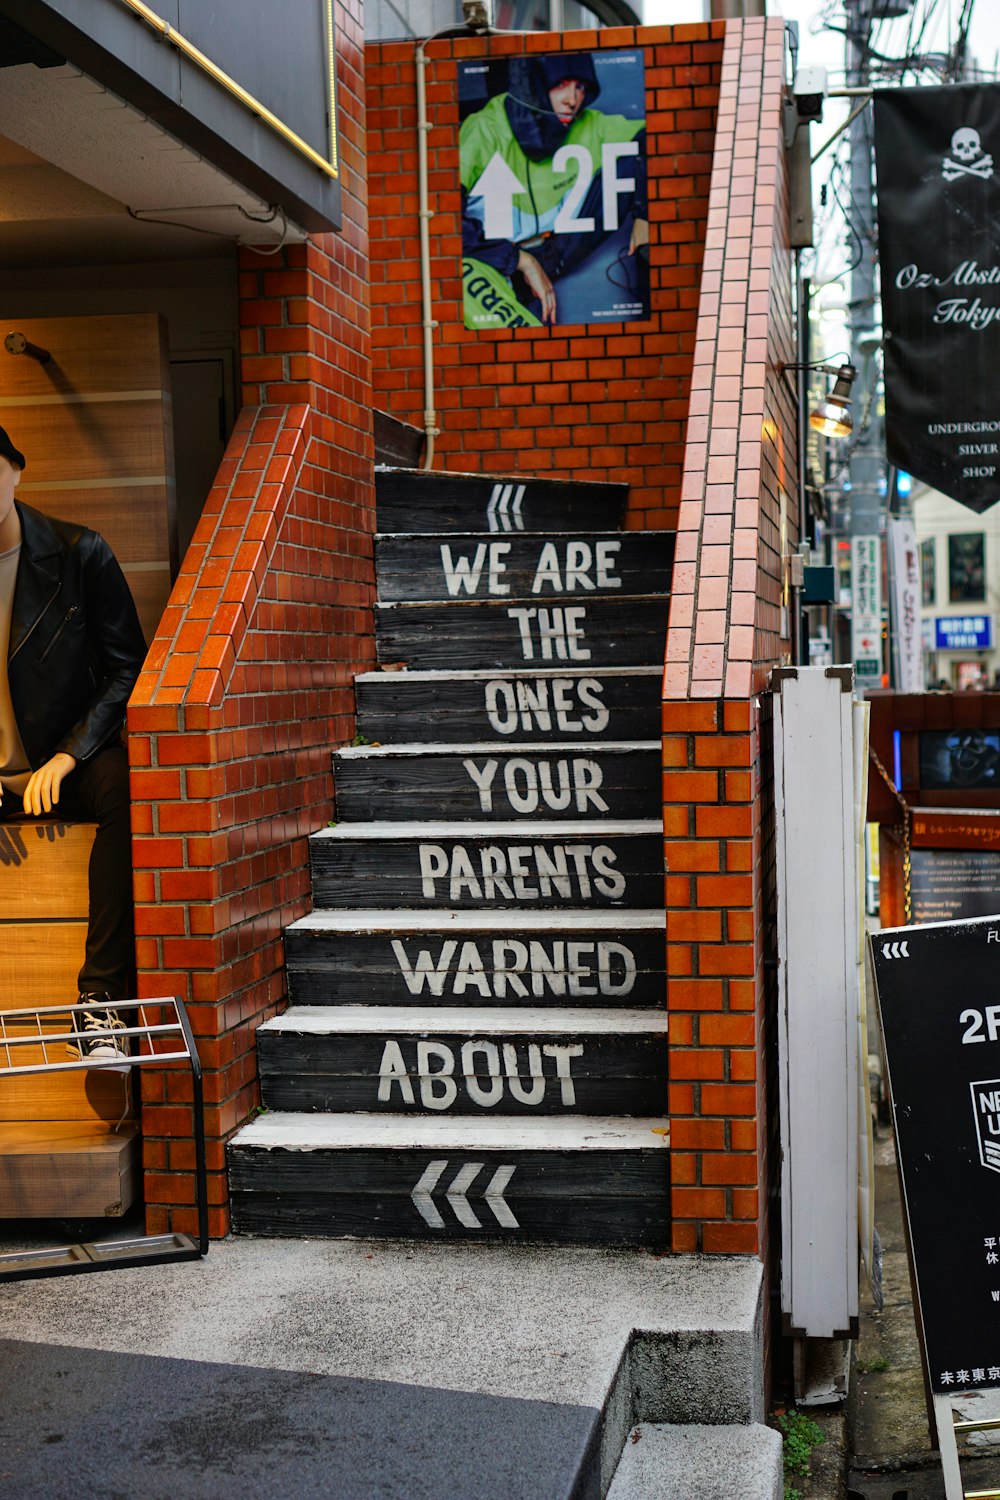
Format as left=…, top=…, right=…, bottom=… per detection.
left=0, top=996, right=208, bottom=1280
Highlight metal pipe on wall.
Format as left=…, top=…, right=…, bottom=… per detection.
left=415, top=41, right=440, bottom=472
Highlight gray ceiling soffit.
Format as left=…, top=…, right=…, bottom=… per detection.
left=0, top=0, right=341, bottom=234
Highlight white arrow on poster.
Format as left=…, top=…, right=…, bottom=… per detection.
left=467, top=155, right=527, bottom=241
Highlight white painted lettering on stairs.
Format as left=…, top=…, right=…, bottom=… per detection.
left=418, top=842, right=627, bottom=902
left=378, top=1037, right=585, bottom=1109
left=484, top=676, right=609, bottom=735
left=390, top=937, right=638, bottom=998
left=440, top=542, right=512, bottom=596
left=507, top=606, right=591, bottom=661
left=461, top=756, right=609, bottom=814
left=531, top=540, right=621, bottom=593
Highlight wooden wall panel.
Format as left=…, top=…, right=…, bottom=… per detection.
left=0, top=822, right=93, bottom=922
left=0, top=313, right=176, bottom=642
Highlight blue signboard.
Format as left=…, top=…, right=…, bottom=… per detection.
left=935, top=614, right=992, bottom=650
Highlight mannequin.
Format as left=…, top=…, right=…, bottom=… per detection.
left=0, top=425, right=147, bottom=1062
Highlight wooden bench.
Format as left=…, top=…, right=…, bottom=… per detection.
left=0, top=821, right=139, bottom=1219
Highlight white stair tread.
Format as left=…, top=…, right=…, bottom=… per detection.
left=376, top=528, right=638, bottom=540
left=287, top=909, right=666, bottom=933
left=314, top=819, right=660, bottom=839
left=355, top=666, right=662, bottom=682
left=607, top=1424, right=782, bottom=1500
left=335, top=740, right=658, bottom=757
left=233, top=1112, right=670, bottom=1152
left=377, top=593, right=665, bottom=609
left=263, top=1006, right=668, bottom=1035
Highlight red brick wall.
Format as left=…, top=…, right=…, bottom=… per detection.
left=662, top=16, right=796, bottom=1261
left=366, top=22, right=725, bottom=529
left=127, top=0, right=376, bottom=1237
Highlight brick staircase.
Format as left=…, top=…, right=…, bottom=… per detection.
left=228, top=469, right=675, bottom=1247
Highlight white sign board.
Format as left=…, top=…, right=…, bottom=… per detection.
left=887, top=516, right=923, bottom=692
left=773, top=665, right=861, bottom=1338
left=852, top=535, right=882, bottom=683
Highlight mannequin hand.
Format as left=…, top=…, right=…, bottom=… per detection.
left=22, top=752, right=77, bottom=817
left=628, top=217, right=649, bottom=256
left=0, top=825, right=28, bottom=867
left=517, top=250, right=557, bottom=325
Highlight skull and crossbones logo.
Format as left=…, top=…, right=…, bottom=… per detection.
left=942, top=126, right=994, bottom=181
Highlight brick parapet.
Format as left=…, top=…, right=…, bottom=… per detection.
left=661, top=17, right=794, bottom=1266
left=128, top=0, right=376, bottom=1237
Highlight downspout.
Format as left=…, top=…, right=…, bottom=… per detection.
left=415, top=41, right=439, bottom=471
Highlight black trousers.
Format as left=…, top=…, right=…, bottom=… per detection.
left=0, top=744, right=135, bottom=998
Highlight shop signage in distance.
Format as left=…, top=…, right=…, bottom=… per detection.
left=935, top=614, right=992, bottom=650
left=872, top=917, right=1000, bottom=1394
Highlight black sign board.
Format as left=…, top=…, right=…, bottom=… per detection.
left=874, top=86, right=1000, bottom=513
left=872, top=916, right=1000, bottom=1393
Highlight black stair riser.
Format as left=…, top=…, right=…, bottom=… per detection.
left=375, top=532, right=674, bottom=602
left=284, top=929, right=667, bottom=1007
left=355, top=670, right=662, bottom=744
left=258, top=1033, right=669, bottom=1116
left=333, top=748, right=660, bottom=822
left=228, top=1147, right=670, bottom=1246
left=309, top=833, right=664, bottom=910
left=377, top=598, right=667, bottom=671
left=375, top=470, right=626, bottom=534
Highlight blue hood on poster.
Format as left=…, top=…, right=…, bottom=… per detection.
left=503, top=54, right=601, bottom=161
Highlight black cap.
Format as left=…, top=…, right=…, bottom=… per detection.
left=0, top=426, right=25, bottom=470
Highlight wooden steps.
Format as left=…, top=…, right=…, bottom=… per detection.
left=309, top=820, right=664, bottom=910
left=374, top=530, right=675, bottom=601
left=230, top=1113, right=669, bottom=1245
left=372, top=469, right=627, bottom=533
left=354, top=665, right=663, bottom=744
left=229, top=466, right=673, bottom=1246
left=332, top=741, right=661, bottom=821
left=283, top=909, right=668, bottom=1007
left=258, top=1005, right=669, bottom=1115
left=375, top=595, right=669, bottom=670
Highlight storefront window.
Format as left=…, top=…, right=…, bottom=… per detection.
left=949, top=532, right=986, bottom=603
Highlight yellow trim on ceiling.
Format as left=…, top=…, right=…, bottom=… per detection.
left=116, top=0, right=339, bottom=180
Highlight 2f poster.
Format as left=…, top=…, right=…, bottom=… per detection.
left=459, top=49, right=649, bottom=331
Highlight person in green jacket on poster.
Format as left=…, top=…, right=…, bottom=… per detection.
left=460, top=52, right=648, bottom=330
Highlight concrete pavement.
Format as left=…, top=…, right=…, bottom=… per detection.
left=0, top=1227, right=765, bottom=1498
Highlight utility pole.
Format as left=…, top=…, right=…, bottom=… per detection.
left=845, top=0, right=887, bottom=687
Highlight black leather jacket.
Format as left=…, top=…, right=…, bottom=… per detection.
left=7, top=501, right=147, bottom=769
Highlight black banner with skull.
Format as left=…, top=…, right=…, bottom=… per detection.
left=874, top=86, right=1000, bottom=513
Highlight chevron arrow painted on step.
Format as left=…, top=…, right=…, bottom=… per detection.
left=410, top=1159, right=519, bottom=1230
left=487, top=483, right=525, bottom=532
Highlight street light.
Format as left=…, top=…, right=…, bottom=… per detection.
left=809, top=363, right=858, bottom=439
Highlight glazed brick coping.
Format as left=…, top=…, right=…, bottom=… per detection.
left=662, top=16, right=795, bottom=1261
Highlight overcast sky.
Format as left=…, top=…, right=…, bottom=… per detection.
left=642, top=2, right=1000, bottom=78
